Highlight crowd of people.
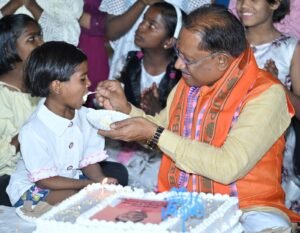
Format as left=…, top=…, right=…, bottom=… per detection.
left=0, top=0, right=299, bottom=232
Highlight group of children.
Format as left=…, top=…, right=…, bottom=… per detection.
left=0, top=0, right=299, bottom=221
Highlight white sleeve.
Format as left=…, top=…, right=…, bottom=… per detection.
left=99, top=0, right=133, bottom=15
left=79, top=109, right=108, bottom=168
left=38, top=11, right=81, bottom=46
left=19, top=125, right=58, bottom=182
left=0, top=0, right=83, bottom=45
left=38, top=0, right=83, bottom=46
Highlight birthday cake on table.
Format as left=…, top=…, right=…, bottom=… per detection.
left=33, top=183, right=243, bottom=233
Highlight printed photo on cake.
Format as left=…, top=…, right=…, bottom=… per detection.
left=90, top=198, right=167, bottom=224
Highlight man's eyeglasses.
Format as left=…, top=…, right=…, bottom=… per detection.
left=174, top=46, right=217, bottom=67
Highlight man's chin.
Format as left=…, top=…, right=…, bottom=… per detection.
left=182, top=74, right=194, bottom=86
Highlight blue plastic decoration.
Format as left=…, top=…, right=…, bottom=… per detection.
left=161, top=187, right=205, bottom=232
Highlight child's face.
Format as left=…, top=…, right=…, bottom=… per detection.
left=236, top=0, right=278, bottom=27
left=134, top=7, right=170, bottom=49
left=16, top=22, right=43, bottom=62
left=60, top=61, right=91, bottom=109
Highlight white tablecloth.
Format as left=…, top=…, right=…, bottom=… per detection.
left=0, top=205, right=36, bottom=233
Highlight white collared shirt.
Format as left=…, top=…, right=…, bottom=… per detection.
left=7, top=99, right=107, bottom=205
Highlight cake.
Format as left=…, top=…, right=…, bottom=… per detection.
left=33, top=184, right=243, bottom=233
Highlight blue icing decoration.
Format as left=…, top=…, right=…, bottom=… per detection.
left=161, top=188, right=205, bottom=232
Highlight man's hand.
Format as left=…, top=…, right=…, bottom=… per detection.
left=96, top=80, right=131, bottom=114
left=98, top=117, right=157, bottom=142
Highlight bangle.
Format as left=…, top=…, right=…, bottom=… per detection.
left=147, top=126, right=164, bottom=149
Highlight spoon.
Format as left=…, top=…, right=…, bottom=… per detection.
left=83, top=91, right=96, bottom=102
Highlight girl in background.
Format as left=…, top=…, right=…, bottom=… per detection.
left=229, top=0, right=300, bottom=39
left=0, top=14, right=43, bottom=206
left=119, top=2, right=183, bottom=115
left=105, top=2, right=183, bottom=191
left=7, top=41, right=127, bottom=207
left=236, top=0, right=300, bottom=214
left=99, top=0, right=211, bottom=80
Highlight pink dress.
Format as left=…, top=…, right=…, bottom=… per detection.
left=78, top=0, right=109, bottom=107
left=228, top=0, right=300, bottom=39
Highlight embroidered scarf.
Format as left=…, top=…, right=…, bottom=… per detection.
left=159, top=47, right=264, bottom=193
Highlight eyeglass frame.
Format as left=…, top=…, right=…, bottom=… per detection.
left=174, top=45, right=218, bottom=67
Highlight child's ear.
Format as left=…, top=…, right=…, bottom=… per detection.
left=163, top=37, right=176, bottom=49
left=50, top=80, right=62, bottom=95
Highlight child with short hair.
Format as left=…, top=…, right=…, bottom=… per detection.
left=7, top=41, right=127, bottom=207
left=0, top=14, right=43, bottom=206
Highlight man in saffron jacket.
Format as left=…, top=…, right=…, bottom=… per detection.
left=96, top=4, right=300, bottom=232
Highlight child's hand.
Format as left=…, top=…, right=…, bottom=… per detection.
left=140, top=83, right=161, bottom=115
left=264, top=59, right=278, bottom=78
left=101, top=177, right=118, bottom=185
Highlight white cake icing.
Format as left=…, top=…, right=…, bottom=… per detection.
left=33, top=184, right=243, bottom=233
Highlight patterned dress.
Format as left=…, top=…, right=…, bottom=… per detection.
left=252, top=35, right=300, bottom=214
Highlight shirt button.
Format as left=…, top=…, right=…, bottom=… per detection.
left=67, top=165, right=73, bottom=170
left=68, top=122, right=73, bottom=127
left=69, top=142, right=74, bottom=149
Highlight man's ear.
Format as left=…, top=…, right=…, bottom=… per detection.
left=216, top=53, right=231, bottom=71
left=163, top=37, right=176, bottom=49
left=50, top=80, right=62, bottom=95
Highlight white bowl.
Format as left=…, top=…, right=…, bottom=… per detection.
left=87, top=109, right=130, bottom=130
